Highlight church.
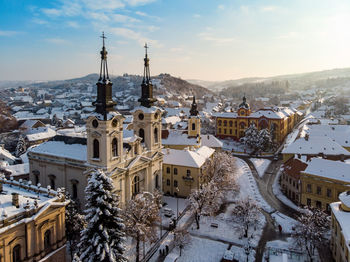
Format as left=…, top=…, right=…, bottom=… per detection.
left=28, top=35, right=163, bottom=206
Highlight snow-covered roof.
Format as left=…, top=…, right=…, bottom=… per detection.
left=212, top=112, right=238, bottom=118
left=282, top=136, right=350, bottom=156
left=4, top=163, right=29, bottom=176
left=132, top=106, right=163, bottom=114
left=249, top=109, right=286, bottom=119
left=330, top=201, right=350, bottom=248
left=162, top=116, right=181, bottom=125
left=339, top=191, right=350, bottom=209
left=200, top=134, right=223, bottom=148
left=29, top=141, right=87, bottom=161
left=162, top=130, right=199, bottom=146
left=26, top=127, right=56, bottom=142
left=0, top=147, right=16, bottom=161
left=162, top=146, right=214, bottom=168
left=302, top=158, right=350, bottom=183
left=0, top=178, right=63, bottom=229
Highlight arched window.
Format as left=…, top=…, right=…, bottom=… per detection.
left=174, top=168, right=178, bottom=175
left=192, top=123, right=196, bottom=130
left=72, top=184, right=78, bottom=199
left=50, top=178, right=55, bottom=190
left=44, top=230, right=51, bottom=251
left=166, top=167, right=170, bottom=174
left=133, top=176, right=140, bottom=195
left=139, top=129, right=145, bottom=143
left=33, top=170, right=40, bottom=185
left=218, top=120, right=222, bottom=126
left=93, top=139, right=99, bottom=158
left=154, top=128, right=158, bottom=143
left=13, top=244, right=21, bottom=262
left=112, top=138, right=118, bottom=157
left=223, top=120, right=227, bottom=126
left=155, top=174, right=159, bottom=189
left=229, top=121, right=233, bottom=127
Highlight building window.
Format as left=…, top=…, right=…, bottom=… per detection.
left=218, top=128, right=221, bottom=133
left=112, top=138, right=118, bottom=157
left=167, top=179, right=170, bottom=186
left=174, top=168, right=178, bottom=175
left=44, top=230, right=51, bottom=251
left=235, top=121, right=237, bottom=127
left=218, top=120, right=222, bottom=126
left=192, top=123, right=196, bottom=130
left=327, top=188, right=332, bottom=198
left=50, top=178, right=55, bottom=190
left=139, top=128, right=145, bottom=143
left=13, top=244, right=21, bottom=262
left=317, top=186, right=322, bottom=195
left=72, top=183, right=78, bottom=199
left=229, top=121, right=233, bottom=127
left=326, top=203, right=330, bottom=212
left=223, top=120, right=227, bottom=126
left=155, top=174, right=159, bottom=189
left=186, top=170, right=191, bottom=177
left=307, top=198, right=311, bottom=206
left=154, top=128, right=158, bottom=143
left=93, top=139, right=99, bottom=158
left=306, top=184, right=312, bottom=193
left=316, top=201, right=322, bottom=209
left=224, top=129, right=226, bottom=134
left=166, top=167, right=170, bottom=174
left=229, top=129, right=232, bottom=135
left=174, top=180, right=178, bottom=187
left=133, top=176, right=140, bottom=195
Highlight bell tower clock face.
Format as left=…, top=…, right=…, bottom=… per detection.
left=92, top=119, right=99, bottom=128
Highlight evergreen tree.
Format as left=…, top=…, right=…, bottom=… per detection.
left=15, top=135, right=26, bottom=157
left=241, top=123, right=259, bottom=150
left=79, top=169, right=127, bottom=262
left=65, top=193, right=85, bottom=259
left=257, top=128, right=272, bottom=152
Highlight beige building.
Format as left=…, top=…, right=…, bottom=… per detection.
left=28, top=39, right=163, bottom=206
left=330, top=191, right=350, bottom=262
left=0, top=176, right=67, bottom=262
left=300, top=158, right=350, bottom=212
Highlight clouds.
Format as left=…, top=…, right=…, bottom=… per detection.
left=0, top=30, right=21, bottom=36
left=111, top=27, right=162, bottom=47
left=46, top=37, right=69, bottom=44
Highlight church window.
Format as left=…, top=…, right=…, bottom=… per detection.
left=138, top=113, right=144, bottom=120
left=112, top=138, right=118, bottom=157
left=155, top=174, right=159, bottom=189
left=72, top=183, right=78, bottom=199
left=192, top=123, right=196, bottom=130
left=49, top=176, right=55, bottom=190
left=139, top=129, right=145, bottom=143
left=44, top=230, right=51, bottom=251
left=93, top=139, right=99, bottom=158
left=13, top=244, right=21, bottom=262
left=133, top=176, right=140, bottom=195
left=154, top=128, right=158, bottom=143
left=174, top=168, right=178, bottom=175
left=112, top=118, right=118, bottom=127
left=92, top=119, right=98, bottom=128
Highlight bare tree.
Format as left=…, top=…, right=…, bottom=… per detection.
left=293, top=208, right=330, bottom=262
left=123, top=191, right=161, bottom=262
left=173, top=228, right=191, bottom=257
left=189, top=152, right=239, bottom=229
left=232, top=197, right=260, bottom=238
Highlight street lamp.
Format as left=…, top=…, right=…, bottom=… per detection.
left=175, top=187, right=179, bottom=220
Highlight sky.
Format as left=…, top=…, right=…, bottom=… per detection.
left=1, top=0, right=350, bottom=81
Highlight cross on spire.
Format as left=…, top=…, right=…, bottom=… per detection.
left=139, top=43, right=156, bottom=108
left=144, top=42, right=148, bottom=56
left=101, top=32, right=106, bottom=48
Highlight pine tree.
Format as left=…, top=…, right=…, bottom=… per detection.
left=241, top=123, right=259, bottom=150
left=79, top=169, right=127, bottom=262
left=257, top=128, right=272, bottom=152
left=65, top=193, right=85, bottom=259
left=15, top=135, right=26, bottom=157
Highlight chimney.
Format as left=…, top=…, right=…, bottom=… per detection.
left=12, top=193, right=19, bottom=208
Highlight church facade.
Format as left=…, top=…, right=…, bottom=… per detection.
left=28, top=36, right=163, bottom=206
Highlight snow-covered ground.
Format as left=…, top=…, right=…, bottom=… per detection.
left=271, top=212, right=298, bottom=234
left=250, top=158, right=271, bottom=177
left=222, top=140, right=252, bottom=154
left=177, top=236, right=228, bottom=262
left=235, top=158, right=274, bottom=213
left=263, top=238, right=308, bottom=262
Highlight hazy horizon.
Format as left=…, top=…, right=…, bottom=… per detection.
left=1, top=0, right=350, bottom=81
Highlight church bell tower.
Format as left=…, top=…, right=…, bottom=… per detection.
left=86, top=33, right=124, bottom=170
left=188, top=95, right=201, bottom=138
left=133, top=44, right=162, bottom=154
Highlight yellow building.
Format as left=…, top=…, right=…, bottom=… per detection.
left=330, top=191, right=350, bottom=262
left=214, top=96, right=302, bottom=144
left=162, top=146, right=215, bottom=197
left=300, top=158, right=350, bottom=212
left=0, top=177, right=67, bottom=262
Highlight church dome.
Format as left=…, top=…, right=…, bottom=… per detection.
left=239, top=95, right=250, bottom=110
